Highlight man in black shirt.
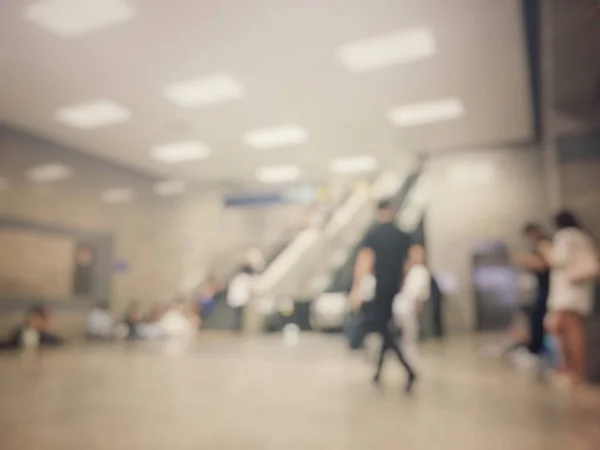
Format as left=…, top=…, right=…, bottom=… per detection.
left=351, top=199, right=416, bottom=393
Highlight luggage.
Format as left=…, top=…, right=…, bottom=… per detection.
left=345, top=312, right=367, bottom=350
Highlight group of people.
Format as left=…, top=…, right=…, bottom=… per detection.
left=350, top=198, right=598, bottom=394
left=0, top=251, right=264, bottom=351
left=87, top=299, right=201, bottom=341
left=515, top=211, right=597, bottom=384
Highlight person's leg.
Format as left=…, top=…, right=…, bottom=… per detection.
left=373, top=332, right=388, bottom=383
left=552, top=311, right=572, bottom=374
left=39, top=331, right=63, bottom=347
left=232, top=307, right=244, bottom=332
left=565, top=312, right=587, bottom=383
left=432, top=296, right=443, bottom=338
left=381, top=322, right=417, bottom=392
left=528, top=303, right=545, bottom=355
left=401, top=310, right=419, bottom=368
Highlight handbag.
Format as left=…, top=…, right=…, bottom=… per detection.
left=345, top=312, right=366, bottom=350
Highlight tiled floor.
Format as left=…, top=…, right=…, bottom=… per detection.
left=0, top=333, right=599, bottom=450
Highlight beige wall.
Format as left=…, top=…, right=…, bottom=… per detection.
left=0, top=229, right=75, bottom=299
left=0, top=128, right=306, bottom=335
left=425, top=147, right=548, bottom=332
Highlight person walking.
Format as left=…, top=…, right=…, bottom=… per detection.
left=351, top=199, right=417, bottom=393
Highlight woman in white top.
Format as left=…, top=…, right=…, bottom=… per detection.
left=541, top=211, right=596, bottom=383
left=227, top=265, right=254, bottom=332
left=393, top=244, right=431, bottom=366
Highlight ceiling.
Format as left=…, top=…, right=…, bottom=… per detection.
left=0, top=0, right=534, bottom=186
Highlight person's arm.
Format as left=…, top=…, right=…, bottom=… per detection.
left=402, top=266, right=430, bottom=313
left=539, top=236, right=567, bottom=268
left=515, top=252, right=548, bottom=272
left=350, top=247, right=375, bottom=308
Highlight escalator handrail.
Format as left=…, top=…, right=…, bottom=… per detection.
left=325, top=171, right=421, bottom=293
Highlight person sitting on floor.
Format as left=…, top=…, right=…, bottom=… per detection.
left=0, top=304, right=64, bottom=350
left=86, top=302, right=114, bottom=340
left=123, top=300, right=144, bottom=340
left=158, top=300, right=199, bottom=338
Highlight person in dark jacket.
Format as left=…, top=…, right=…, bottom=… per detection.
left=350, top=199, right=417, bottom=393
left=516, top=223, right=551, bottom=356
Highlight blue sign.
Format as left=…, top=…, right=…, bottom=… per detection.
left=114, top=259, right=130, bottom=273
left=224, top=186, right=316, bottom=208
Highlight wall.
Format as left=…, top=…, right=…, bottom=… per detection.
left=0, top=127, right=305, bottom=335
left=0, top=229, right=74, bottom=299
left=425, top=146, right=547, bottom=332
left=540, top=0, right=600, bottom=210
left=556, top=130, right=600, bottom=239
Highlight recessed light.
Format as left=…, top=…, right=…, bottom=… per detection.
left=151, top=140, right=211, bottom=164
left=26, top=164, right=72, bottom=183
left=388, top=98, right=465, bottom=127
left=256, top=165, right=301, bottom=183
left=243, top=124, right=309, bottom=150
left=101, top=187, right=134, bottom=204
left=153, top=180, right=187, bottom=196
left=330, top=155, right=378, bottom=175
left=24, top=0, right=135, bottom=38
left=338, top=27, right=436, bottom=72
left=0, top=177, right=8, bottom=190
left=55, top=99, right=131, bottom=130
left=164, top=73, right=245, bottom=108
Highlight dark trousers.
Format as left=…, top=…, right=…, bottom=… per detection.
left=431, top=296, right=444, bottom=338
left=232, top=306, right=245, bottom=332
left=374, top=320, right=416, bottom=379
left=0, top=328, right=63, bottom=350
left=528, top=297, right=548, bottom=355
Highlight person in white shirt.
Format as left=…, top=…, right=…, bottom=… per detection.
left=540, top=211, right=597, bottom=383
left=86, top=303, right=114, bottom=340
left=393, top=244, right=430, bottom=366
left=227, top=265, right=254, bottom=332
left=158, top=300, right=198, bottom=339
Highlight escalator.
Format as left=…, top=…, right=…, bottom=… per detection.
left=307, top=171, right=422, bottom=331
left=201, top=239, right=291, bottom=330
left=325, top=172, right=421, bottom=294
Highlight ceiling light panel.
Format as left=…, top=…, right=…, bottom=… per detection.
left=101, top=187, right=134, bottom=204
left=330, top=155, right=378, bottom=175
left=243, top=125, right=309, bottom=150
left=24, top=0, right=136, bottom=38
left=26, top=164, right=72, bottom=183
left=339, top=27, right=436, bottom=72
left=256, top=165, right=301, bottom=184
left=151, top=140, right=211, bottom=164
left=55, top=99, right=131, bottom=130
left=388, top=98, right=465, bottom=127
left=153, top=180, right=187, bottom=196
left=165, top=73, right=245, bottom=108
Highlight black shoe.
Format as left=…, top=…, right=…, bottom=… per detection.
left=372, top=373, right=381, bottom=386
left=404, top=373, right=417, bottom=394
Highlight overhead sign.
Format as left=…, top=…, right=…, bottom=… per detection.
left=224, top=186, right=317, bottom=207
